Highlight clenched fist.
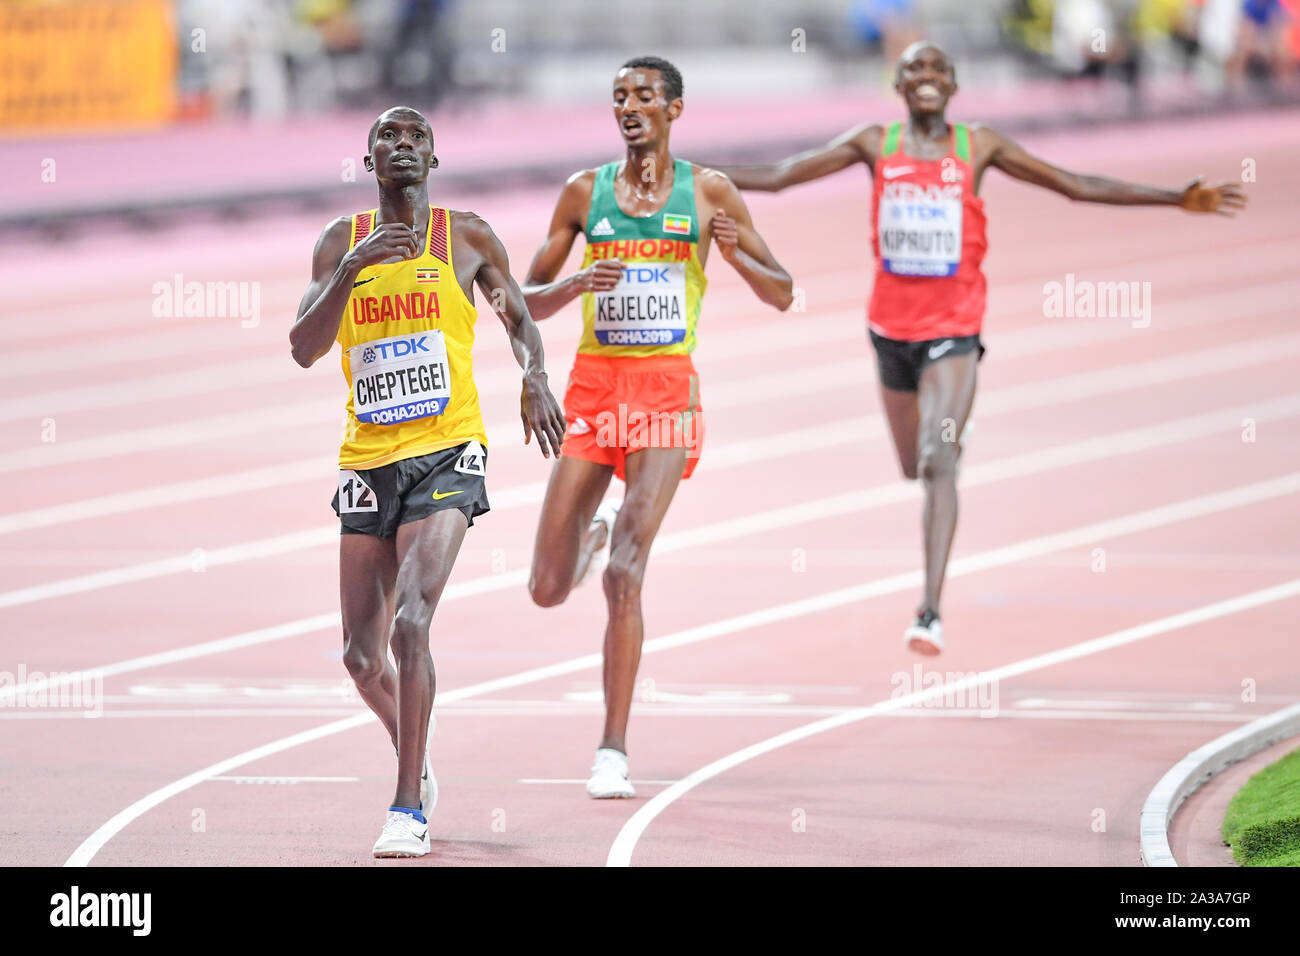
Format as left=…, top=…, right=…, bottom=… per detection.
left=346, top=222, right=420, bottom=269
left=711, top=209, right=740, bottom=260
left=579, top=258, right=625, bottom=292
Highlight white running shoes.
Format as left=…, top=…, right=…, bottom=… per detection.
left=372, top=808, right=430, bottom=858
left=586, top=747, right=635, bottom=799
left=578, top=499, right=622, bottom=587
left=904, top=610, right=944, bottom=656
left=375, top=710, right=437, bottom=858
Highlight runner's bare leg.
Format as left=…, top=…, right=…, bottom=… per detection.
left=529, top=456, right=615, bottom=607
left=599, top=447, right=686, bottom=754
left=915, top=353, right=978, bottom=615
left=387, top=508, right=469, bottom=809
left=340, top=534, right=400, bottom=750
left=879, top=383, right=921, bottom=479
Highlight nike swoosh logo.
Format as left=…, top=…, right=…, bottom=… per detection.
left=412, top=828, right=427, bottom=840
left=882, top=166, right=915, bottom=179
left=431, top=489, right=463, bottom=500
left=928, top=340, right=955, bottom=359
left=352, top=276, right=378, bottom=287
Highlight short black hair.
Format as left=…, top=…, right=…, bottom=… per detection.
left=620, top=56, right=683, bottom=102
left=367, top=106, right=430, bottom=151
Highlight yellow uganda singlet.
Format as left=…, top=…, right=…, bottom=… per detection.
left=336, top=207, right=487, bottom=470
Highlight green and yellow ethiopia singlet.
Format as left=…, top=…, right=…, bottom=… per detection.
left=578, top=158, right=708, bottom=357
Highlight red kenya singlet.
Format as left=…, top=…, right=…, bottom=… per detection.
left=868, top=122, right=988, bottom=341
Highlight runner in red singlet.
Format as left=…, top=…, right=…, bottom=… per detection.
left=723, top=42, right=1246, bottom=654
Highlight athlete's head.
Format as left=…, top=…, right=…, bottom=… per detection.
left=894, top=42, right=957, bottom=115
left=363, top=106, right=439, bottom=183
left=613, top=56, right=683, bottom=149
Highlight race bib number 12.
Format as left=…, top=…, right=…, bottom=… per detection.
left=454, top=440, right=486, bottom=477
left=338, top=471, right=379, bottom=513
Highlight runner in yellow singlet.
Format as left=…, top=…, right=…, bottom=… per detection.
left=521, top=57, right=794, bottom=799
left=290, top=106, right=566, bottom=858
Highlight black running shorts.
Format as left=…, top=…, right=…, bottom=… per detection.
left=332, top=441, right=490, bottom=537
left=869, top=331, right=986, bottom=393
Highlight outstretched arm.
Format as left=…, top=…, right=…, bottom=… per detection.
left=719, top=123, right=879, bottom=192
left=521, top=171, right=625, bottom=319
left=983, top=126, right=1247, bottom=214
left=700, top=170, right=794, bottom=311
left=458, top=213, right=568, bottom=457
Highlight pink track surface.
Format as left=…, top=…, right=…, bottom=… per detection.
left=2, top=111, right=1298, bottom=867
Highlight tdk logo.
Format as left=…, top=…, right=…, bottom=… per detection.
left=369, top=337, right=430, bottom=361
left=361, top=347, right=377, bottom=364
left=622, top=266, right=671, bottom=284
left=890, top=204, right=951, bottom=221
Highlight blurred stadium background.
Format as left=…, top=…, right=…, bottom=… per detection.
left=2, top=0, right=1296, bottom=232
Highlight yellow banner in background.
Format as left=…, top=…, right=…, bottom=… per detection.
left=0, top=0, right=176, bottom=131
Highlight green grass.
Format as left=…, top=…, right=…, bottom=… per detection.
left=1223, top=745, right=1300, bottom=866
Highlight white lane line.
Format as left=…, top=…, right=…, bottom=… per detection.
left=0, top=613, right=340, bottom=702
left=0, top=458, right=330, bottom=536
left=0, top=402, right=327, bottom=476
left=884, top=709, right=1256, bottom=723
left=604, top=577, right=1300, bottom=867
left=7, top=325, right=1297, bottom=535
left=2, top=356, right=293, bottom=423
left=9, top=392, right=1299, bottom=699
left=0, top=529, right=338, bottom=610
left=1013, top=698, right=1236, bottom=712
left=4, top=270, right=1291, bottom=479
left=12, top=327, right=271, bottom=378
left=63, top=712, right=380, bottom=868
left=209, top=776, right=358, bottom=783
left=0, top=708, right=365, bottom=719
left=519, top=779, right=680, bottom=786
left=62, top=473, right=1300, bottom=867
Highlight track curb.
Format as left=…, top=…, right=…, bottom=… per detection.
left=1140, top=701, right=1300, bottom=866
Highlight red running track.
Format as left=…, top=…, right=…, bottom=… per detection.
left=1, top=112, right=1298, bottom=867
